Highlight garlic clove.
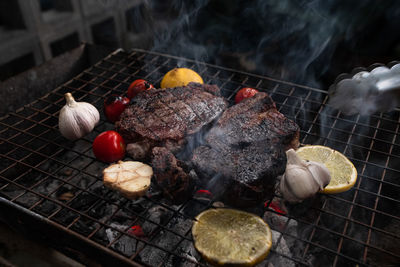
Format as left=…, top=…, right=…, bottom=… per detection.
left=59, top=93, right=100, bottom=140
left=286, top=149, right=307, bottom=166
left=280, top=148, right=332, bottom=203
left=306, top=161, right=331, bottom=190
left=280, top=164, right=321, bottom=202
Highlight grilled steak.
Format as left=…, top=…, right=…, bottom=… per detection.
left=192, top=92, right=300, bottom=206
left=116, top=83, right=228, bottom=159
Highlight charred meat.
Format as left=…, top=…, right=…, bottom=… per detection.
left=116, top=83, right=228, bottom=159
left=192, top=92, right=300, bottom=206
left=151, top=147, right=196, bottom=203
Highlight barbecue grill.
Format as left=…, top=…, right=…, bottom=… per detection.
left=0, top=48, right=399, bottom=266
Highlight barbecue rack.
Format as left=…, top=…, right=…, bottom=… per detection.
left=0, top=48, right=399, bottom=266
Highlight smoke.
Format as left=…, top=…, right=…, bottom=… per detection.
left=125, top=0, right=398, bottom=86
left=122, top=1, right=400, bottom=150
left=140, top=0, right=211, bottom=64
left=123, top=0, right=400, bottom=148
left=126, top=0, right=400, bottom=134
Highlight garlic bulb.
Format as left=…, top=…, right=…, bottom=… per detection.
left=58, top=93, right=100, bottom=140
left=280, top=149, right=331, bottom=203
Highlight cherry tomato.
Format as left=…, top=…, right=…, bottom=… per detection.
left=234, top=87, right=259, bottom=104
left=104, top=95, right=130, bottom=123
left=127, top=79, right=154, bottom=99
left=93, top=131, right=125, bottom=163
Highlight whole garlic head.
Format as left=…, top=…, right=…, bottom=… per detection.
left=59, top=93, right=100, bottom=140
left=280, top=149, right=331, bottom=203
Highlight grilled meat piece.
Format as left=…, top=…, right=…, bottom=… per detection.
left=151, top=147, right=195, bottom=203
left=116, top=83, right=228, bottom=159
left=192, top=92, right=300, bottom=207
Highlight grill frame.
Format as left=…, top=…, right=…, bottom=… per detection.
left=0, top=48, right=399, bottom=266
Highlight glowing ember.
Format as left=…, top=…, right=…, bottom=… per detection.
left=265, top=201, right=286, bottom=215
left=128, top=225, right=145, bottom=237
left=195, top=189, right=212, bottom=196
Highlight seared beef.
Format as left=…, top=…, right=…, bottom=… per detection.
left=116, top=83, right=228, bottom=159
left=192, top=92, right=300, bottom=206
left=151, top=147, right=195, bottom=203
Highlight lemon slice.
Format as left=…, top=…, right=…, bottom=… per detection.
left=192, top=208, right=272, bottom=266
left=296, top=145, right=357, bottom=194
left=160, top=68, right=203, bottom=88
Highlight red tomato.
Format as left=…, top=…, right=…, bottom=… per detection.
left=93, top=131, right=125, bottom=163
left=234, top=87, right=259, bottom=104
left=104, top=95, right=130, bottom=123
left=127, top=79, right=154, bottom=99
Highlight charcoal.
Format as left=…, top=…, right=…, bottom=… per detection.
left=70, top=156, right=93, bottom=170
left=105, top=222, right=143, bottom=256
left=105, top=223, right=128, bottom=243
left=91, top=228, right=109, bottom=246
left=113, top=235, right=143, bottom=257
left=32, top=178, right=62, bottom=195
left=68, top=174, right=96, bottom=189
left=164, top=240, right=199, bottom=267
left=270, top=230, right=295, bottom=267
left=70, top=219, right=99, bottom=236
left=263, top=211, right=298, bottom=248
left=69, top=192, right=100, bottom=212
left=138, top=245, right=168, bottom=266
left=152, top=230, right=182, bottom=251
left=124, top=198, right=152, bottom=214
left=142, top=205, right=173, bottom=235
left=181, top=199, right=210, bottom=218
left=32, top=200, right=59, bottom=216
left=88, top=180, right=111, bottom=197
left=83, top=161, right=109, bottom=177
left=87, top=201, right=117, bottom=221
left=53, top=208, right=79, bottom=226
left=17, top=170, right=45, bottom=188
left=139, top=217, right=195, bottom=267
left=161, top=215, right=198, bottom=266
left=165, top=214, right=193, bottom=237
left=0, top=184, right=25, bottom=199
left=15, top=192, right=40, bottom=207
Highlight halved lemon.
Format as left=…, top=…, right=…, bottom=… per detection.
left=296, top=145, right=357, bottom=194
left=192, top=208, right=272, bottom=266
left=160, top=68, right=203, bottom=88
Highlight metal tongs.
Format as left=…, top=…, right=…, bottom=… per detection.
left=328, top=62, right=400, bottom=115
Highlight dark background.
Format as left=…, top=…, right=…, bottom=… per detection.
left=1, top=0, right=400, bottom=89
left=141, top=0, right=400, bottom=88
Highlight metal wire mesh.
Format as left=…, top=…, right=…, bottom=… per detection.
left=0, top=48, right=399, bottom=266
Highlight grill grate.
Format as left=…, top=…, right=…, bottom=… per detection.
left=1, top=48, right=399, bottom=266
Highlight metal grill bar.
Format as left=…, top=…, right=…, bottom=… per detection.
left=363, top=114, right=400, bottom=262
left=0, top=48, right=399, bottom=266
